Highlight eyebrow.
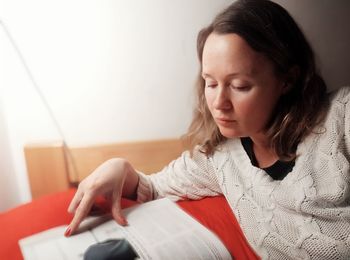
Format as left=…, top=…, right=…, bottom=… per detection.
left=201, top=72, right=244, bottom=79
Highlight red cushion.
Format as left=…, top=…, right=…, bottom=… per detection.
left=178, top=197, right=259, bottom=260
left=0, top=189, right=258, bottom=260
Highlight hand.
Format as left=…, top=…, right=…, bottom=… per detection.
left=65, top=158, right=130, bottom=236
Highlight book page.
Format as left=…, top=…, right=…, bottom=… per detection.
left=92, top=198, right=232, bottom=260
left=19, top=226, right=97, bottom=260
left=20, top=198, right=232, bottom=260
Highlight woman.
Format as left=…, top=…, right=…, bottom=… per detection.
left=66, top=0, right=350, bottom=259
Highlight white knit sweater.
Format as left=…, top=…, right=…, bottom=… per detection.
left=137, top=86, right=350, bottom=260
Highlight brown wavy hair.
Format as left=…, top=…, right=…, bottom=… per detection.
left=183, top=0, right=328, bottom=160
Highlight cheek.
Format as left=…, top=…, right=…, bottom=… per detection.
left=233, top=96, right=256, bottom=116
left=234, top=95, right=271, bottom=131
left=236, top=92, right=278, bottom=129
left=204, top=88, right=215, bottom=112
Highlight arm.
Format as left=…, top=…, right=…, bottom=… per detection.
left=136, top=147, right=222, bottom=203
left=66, top=146, right=222, bottom=235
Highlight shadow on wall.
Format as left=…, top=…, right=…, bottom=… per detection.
left=274, top=0, right=350, bottom=90
left=0, top=100, right=20, bottom=212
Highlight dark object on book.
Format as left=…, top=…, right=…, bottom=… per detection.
left=84, top=239, right=138, bottom=260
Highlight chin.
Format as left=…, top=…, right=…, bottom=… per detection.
left=218, top=128, right=243, bottom=139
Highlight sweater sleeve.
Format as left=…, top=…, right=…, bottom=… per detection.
left=344, top=87, right=350, bottom=157
left=136, top=147, right=222, bottom=203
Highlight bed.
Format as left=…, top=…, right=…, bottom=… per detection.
left=0, top=138, right=259, bottom=260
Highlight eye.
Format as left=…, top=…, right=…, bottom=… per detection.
left=230, top=84, right=251, bottom=91
left=205, top=81, right=217, bottom=88
left=230, top=79, right=252, bottom=91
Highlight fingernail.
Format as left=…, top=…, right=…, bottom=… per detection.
left=64, top=226, right=72, bottom=237
left=122, top=218, right=128, bottom=226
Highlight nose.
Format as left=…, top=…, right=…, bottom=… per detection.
left=213, top=86, right=232, bottom=111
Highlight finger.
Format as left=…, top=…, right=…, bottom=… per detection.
left=88, top=204, right=106, bottom=216
left=66, top=192, right=95, bottom=236
left=111, top=193, right=128, bottom=226
left=68, top=189, right=84, bottom=213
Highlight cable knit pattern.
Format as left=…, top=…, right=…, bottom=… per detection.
left=137, top=86, right=350, bottom=259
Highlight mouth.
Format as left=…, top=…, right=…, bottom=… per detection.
left=215, top=118, right=236, bottom=125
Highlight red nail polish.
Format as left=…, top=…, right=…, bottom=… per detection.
left=64, top=226, right=72, bottom=237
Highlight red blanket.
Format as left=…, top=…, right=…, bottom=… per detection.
left=0, top=189, right=258, bottom=259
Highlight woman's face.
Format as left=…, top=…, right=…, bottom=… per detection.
left=202, top=33, right=285, bottom=139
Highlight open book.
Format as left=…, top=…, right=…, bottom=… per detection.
left=19, top=198, right=232, bottom=260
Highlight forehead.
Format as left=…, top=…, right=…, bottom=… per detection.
left=202, top=33, right=270, bottom=78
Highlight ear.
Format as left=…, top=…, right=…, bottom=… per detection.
left=282, top=65, right=300, bottom=94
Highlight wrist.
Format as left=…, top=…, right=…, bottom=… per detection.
left=121, top=160, right=140, bottom=200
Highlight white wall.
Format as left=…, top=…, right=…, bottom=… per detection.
left=0, top=0, right=232, bottom=211
left=0, top=20, right=62, bottom=211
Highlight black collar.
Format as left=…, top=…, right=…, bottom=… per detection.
left=240, top=137, right=295, bottom=180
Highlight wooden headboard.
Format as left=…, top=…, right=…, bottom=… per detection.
left=24, top=139, right=185, bottom=199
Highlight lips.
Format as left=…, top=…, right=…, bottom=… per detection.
left=216, top=118, right=235, bottom=122
left=215, top=118, right=236, bottom=125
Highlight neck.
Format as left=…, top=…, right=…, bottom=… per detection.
left=250, top=134, right=278, bottom=168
